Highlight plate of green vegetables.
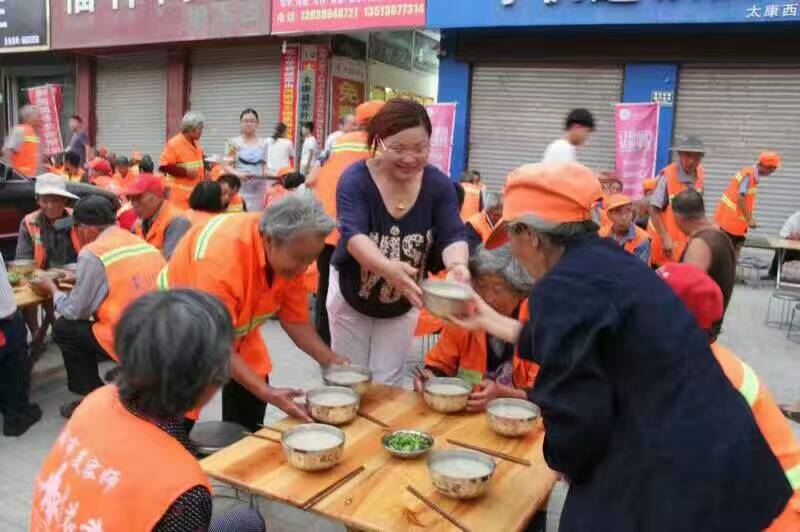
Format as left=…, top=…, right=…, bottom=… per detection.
left=381, top=430, right=434, bottom=459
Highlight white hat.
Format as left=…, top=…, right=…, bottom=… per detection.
left=34, top=173, right=80, bottom=200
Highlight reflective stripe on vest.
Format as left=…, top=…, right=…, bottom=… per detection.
left=330, top=142, right=371, bottom=154
left=193, top=215, right=233, bottom=260
left=234, top=312, right=277, bottom=338
left=176, top=160, right=204, bottom=169
left=164, top=177, right=196, bottom=192
left=23, top=135, right=39, bottom=143
left=738, top=360, right=759, bottom=407
left=787, top=463, right=800, bottom=491
left=720, top=194, right=748, bottom=222
left=157, top=266, right=169, bottom=290
left=98, top=244, right=160, bottom=267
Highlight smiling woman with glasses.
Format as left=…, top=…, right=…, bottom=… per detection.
left=326, top=98, right=469, bottom=386
left=220, top=108, right=271, bottom=212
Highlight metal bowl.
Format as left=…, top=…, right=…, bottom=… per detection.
left=7, top=259, right=35, bottom=279
left=307, top=386, right=360, bottom=425
left=427, top=449, right=496, bottom=499
left=381, top=429, right=434, bottom=459
left=486, top=398, right=541, bottom=437
left=62, top=262, right=78, bottom=273
left=421, top=280, right=473, bottom=320
left=281, top=423, right=345, bottom=472
left=323, top=365, right=372, bottom=396
left=423, top=377, right=471, bottom=414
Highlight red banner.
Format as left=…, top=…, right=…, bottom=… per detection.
left=314, top=45, right=330, bottom=146
left=425, top=103, right=456, bottom=177
left=279, top=44, right=300, bottom=149
left=331, top=57, right=366, bottom=129
left=272, top=0, right=425, bottom=34
left=615, top=103, right=660, bottom=200
left=26, top=84, right=63, bottom=157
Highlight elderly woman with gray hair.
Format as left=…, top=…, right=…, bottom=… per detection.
left=451, top=162, right=793, bottom=532
left=414, top=244, right=539, bottom=411
left=159, top=111, right=207, bottom=210
left=160, top=193, right=348, bottom=431
left=32, top=290, right=266, bottom=532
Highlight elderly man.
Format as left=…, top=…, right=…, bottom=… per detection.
left=160, top=112, right=206, bottom=210
left=17, top=174, right=81, bottom=349
left=648, top=134, right=706, bottom=267
left=715, top=151, right=782, bottom=253
left=465, top=192, right=504, bottom=252
left=2, top=105, right=42, bottom=177
left=125, top=173, right=190, bottom=260
left=159, top=194, right=348, bottom=431
left=598, top=194, right=651, bottom=265
left=30, top=196, right=165, bottom=419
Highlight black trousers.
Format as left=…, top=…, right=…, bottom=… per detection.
left=0, top=311, right=33, bottom=416
left=52, top=318, right=112, bottom=397
left=769, top=249, right=800, bottom=278
left=222, top=375, right=270, bottom=432
left=314, top=244, right=335, bottom=346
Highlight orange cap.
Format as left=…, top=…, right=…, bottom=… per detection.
left=356, top=100, right=386, bottom=127
left=605, top=193, right=633, bottom=212
left=642, top=178, right=657, bottom=193
left=759, top=151, right=781, bottom=168
left=486, top=162, right=602, bottom=249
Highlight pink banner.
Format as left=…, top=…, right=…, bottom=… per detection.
left=272, top=0, right=425, bottom=34
left=26, top=84, right=63, bottom=157
left=615, top=103, right=659, bottom=200
left=425, top=103, right=456, bottom=177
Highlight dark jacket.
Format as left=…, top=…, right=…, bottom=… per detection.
left=520, top=235, right=790, bottom=532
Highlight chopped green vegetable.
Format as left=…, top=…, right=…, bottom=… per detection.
left=386, top=432, right=430, bottom=453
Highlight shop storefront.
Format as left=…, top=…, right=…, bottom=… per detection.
left=429, top=0, right=800, bottom=236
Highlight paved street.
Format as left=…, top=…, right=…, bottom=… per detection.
left=2, top=278, right=799, bottom=531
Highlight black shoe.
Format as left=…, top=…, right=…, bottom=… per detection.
left=59, top=399, right=82, bottom=419
left=3, top=404, right=43, bottom=437
left=103, top=366, right=121, bottom=382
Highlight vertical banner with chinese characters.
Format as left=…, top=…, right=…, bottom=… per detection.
left=314, top=44, right=330, bottom=147
left=425, top=103, right=456, bottom=177
left=297, top=45, right=319, bottom=149
left=280, top=44, right=300, bottom=150
left=331, top=57, right=367, bottom=128
left=26, top=85, right=63, bottom=156
left=615, top=103, right=659, bottom=200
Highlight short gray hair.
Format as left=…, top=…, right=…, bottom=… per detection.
left=181, top=111, right=205, bottom=132
left=509, top=214, right=598, bottom=248
left=484, top=191, right=502, bottom=211
left=469, top=244, right=534, bottom=294
left=20, top=105, right=39, bottom=121
left=259, top=193, right=335, bottom=241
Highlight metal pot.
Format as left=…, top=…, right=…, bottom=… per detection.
left=307, top=386, right=360, bottom=425
left=423, top=377, right=471, bottom=414
left=485, top=398, right=540, bottom=437
left=281, top=423, right=345, bottom=472
left=323, top=365, right=372, bottom=396
left=427, top=449, right=496, bottom=499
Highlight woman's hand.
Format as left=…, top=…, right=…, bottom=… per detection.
left=447, top=291, right=499, bottom=332
left=413, top=367, right=436, bottom=391
left=467, top=380, right=503, bottom=412
left=323, top=353, right=351, bottom=368
left=384, top=260, right=424, bottom=308
left=446, top=264, right=471, bottom=284
left=267, top=387, right=312, bottom=422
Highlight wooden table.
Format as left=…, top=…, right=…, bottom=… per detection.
left=201, top=385, right=558, bottom=531
left=768, top=238, right=800, bottom=291
left=13, top=284, right=50, bottom=307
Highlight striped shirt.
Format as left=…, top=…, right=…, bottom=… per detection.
left=0, top=253, right=18, bottom=319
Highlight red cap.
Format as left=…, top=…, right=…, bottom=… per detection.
left=657, top=263, right=723, bottom=332
left=88, top=157, right=112, bottom=176
left=124, top=173, right=165, bottom=197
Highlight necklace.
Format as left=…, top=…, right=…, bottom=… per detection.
left=397, top=200, right=407, bottom=211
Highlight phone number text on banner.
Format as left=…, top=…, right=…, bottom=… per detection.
left=272, top=0, right=426, bottom=34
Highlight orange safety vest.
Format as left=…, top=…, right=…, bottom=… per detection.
left=647, top=162, right=705, bottom=266
left=265, top=184, right=289, bottom=208
left=460, top=182, right=482, bottom=222
left=112, top=171, right=136, bottom=192
left=133, top=201, right=184, bottom=253
left=30, top=385, right=209, bottom=532
left=714, top=166, right=758, bottom=237
left=158, top=214, right=309, bottom=380
left=160, top=133, right=205, bottom=210
left=711, top=344, right=800, bottom=530
left=24, top=209, right=82, bottom=269
left=226, top=193, right=245, bottom=213
left=83, top=227, right=165, bottom=361
left=184, top=209, right=216, bottom=228
left=12, top=124, right=40, bottom=177
left=424, top=301, right=539, bottom=389
left=57, top=167, right=86, bottom=183
left=315, top=131, right=373, bottom=246
left=599, top=223, right=652, bottom=265
left=466, top=211, right=493, bottom=243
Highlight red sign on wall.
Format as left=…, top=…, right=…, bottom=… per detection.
left=272, top=0, right=425, bottom=34
left=50, top=0, right=270, bottom=49
left=27, top=85, right=63, bottom=156
left=330, top=56, right=366, bottom=129
left=279, top=44, right=300, bottom=147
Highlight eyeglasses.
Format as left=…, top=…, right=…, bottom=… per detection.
left=379, top=139, right=430, bottom=157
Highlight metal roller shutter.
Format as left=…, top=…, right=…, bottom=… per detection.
left=674, top=64, right=800, bottom=237
left=96, top=52, right=167, bottom=159
left=469, top=64, right=623, bottom=190
left=189, top=45, right=281, bottom=159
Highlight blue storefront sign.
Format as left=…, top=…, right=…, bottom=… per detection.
left=428, top=0, right=800, bottom=29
